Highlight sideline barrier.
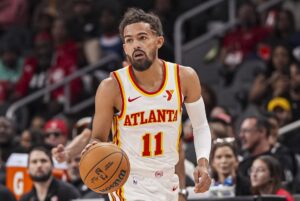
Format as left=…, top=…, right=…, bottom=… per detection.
left=71, top=196, right=287, bottom=201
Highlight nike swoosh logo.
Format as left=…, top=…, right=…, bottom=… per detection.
left=128, top=96, right=141, bottom=102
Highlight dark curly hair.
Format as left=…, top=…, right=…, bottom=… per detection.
left=118, top=8, right=163, bottom=42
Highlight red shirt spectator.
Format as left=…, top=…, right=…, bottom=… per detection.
left=223, top=26, right=272, bottom=57
left=15, top=49, right=81, bottom=103
left=276, top=188, right=295, bottom=201
left=14, top=58, right=39, bottom=97
left=49, top=44, right=81, bottom=103
left=15, top=31, right=81, bottom=103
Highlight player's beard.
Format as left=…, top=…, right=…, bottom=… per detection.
left=127, top=49, right=156, bottom=72
left=29, top=169, right=52, bottom=182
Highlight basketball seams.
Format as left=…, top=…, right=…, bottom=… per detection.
left=93, top=152, right=124, bottom=190
left=80, top=144, right=119, bottom=166
left=80, top=143, right=130, bottom=194
left=83, top=151, right=122, bottom=182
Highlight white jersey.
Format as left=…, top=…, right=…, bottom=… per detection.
left=112, top=61, right=183, bottom=173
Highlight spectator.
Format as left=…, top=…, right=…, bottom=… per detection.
left=0, top=184, right=16, bottom=201
left=238, top=115, right=296, bottom=192
left=65, top=153, right=107, bottom=199
left=265, top=112, right=298, bottom=192
left=260, top=8, right=300, bottom=62
left=209, top=107, right=234, bottom=140
left=52, top=18, right=78, bottom=62
left=267, top=97, right=293, bottom=127
left=30, top=115, right=46, bottom=132
left=19, top=146, right=80, bottom=201
left=13, top=129, right=44, bottom=153
left=66, top=154, right=89, bottom=196
left=209, top=118, right=230, bottom=140
left=14, top=32, right=53, bottom=99
left=43, top=118, right=69, bottom=148
left=0, top=117, right=18, bottom=162
left=52, top=117, right=92, bottom=163
left=238, top=115, right=272, bottom=180
left=268, top=9, right=300, bottom=48
left=249, top=43, right=292, bottom=105
left=210, top=138, right=251, bottom=196
left=250, top=155, right=294, bottom=201
left=0, top=37, right=24, bottom=101
left=220, top=1, right=272, bottom=84
left=48, top=18, right=82, bottom=106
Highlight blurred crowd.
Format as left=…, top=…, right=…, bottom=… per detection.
left=0, top=0, right=300, bottom=200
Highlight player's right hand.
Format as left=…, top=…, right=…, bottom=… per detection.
left=52, top=144, right=68, bottom=163
left=81, top=141, right=98, bottom=156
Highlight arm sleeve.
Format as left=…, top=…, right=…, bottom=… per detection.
left=184, top=97, right=211, bottom=162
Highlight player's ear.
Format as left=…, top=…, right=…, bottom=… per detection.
left=156, top=36, right=164, bottom=49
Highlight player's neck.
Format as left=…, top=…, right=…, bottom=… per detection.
left=132, top=59, right=164, bottom=90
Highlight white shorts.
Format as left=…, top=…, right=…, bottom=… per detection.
left=109, top=168, right=179, bottom=201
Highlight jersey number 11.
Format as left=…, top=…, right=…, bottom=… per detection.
left=142, top=132, right=163, bottom=157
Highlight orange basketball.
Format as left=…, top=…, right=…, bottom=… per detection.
left=79, top=142, right=130, bottom=194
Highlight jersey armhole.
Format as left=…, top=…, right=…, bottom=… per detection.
left=176, top=64, right=183, bottom=112
left=112, top=72, right=126, bottom=119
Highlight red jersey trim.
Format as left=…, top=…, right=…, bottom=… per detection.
left=113, top=71, right=126, bottom=119
left=127, top=60, right=167, bottom=96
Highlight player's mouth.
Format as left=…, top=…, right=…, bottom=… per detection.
left=133, top=50, right=146, bottom=60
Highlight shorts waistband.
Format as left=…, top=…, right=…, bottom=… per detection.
left=130, top=167, right=175, bottom=178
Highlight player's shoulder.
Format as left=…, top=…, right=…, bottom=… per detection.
left=177, top=64, right=198, bottom=80
left=96, top=74, right=119, bottom=95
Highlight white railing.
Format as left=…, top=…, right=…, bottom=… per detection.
left=6, top=54, right=121, bottom=121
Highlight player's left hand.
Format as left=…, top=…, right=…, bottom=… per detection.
left=193, top=165, right=211, bottom=193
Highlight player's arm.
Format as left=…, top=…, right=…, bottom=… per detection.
left=180, top=66, right=211, bottom=193
left=92, top=76, right=119, bottom=142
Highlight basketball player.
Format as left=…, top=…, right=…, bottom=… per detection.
left=85, top=8, right=212, bottom=201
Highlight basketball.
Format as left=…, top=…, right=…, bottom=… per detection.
left=79, top=142, right=130, bottom=194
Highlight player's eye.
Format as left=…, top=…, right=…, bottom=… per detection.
left=125, top=38, right=133, bottom=43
